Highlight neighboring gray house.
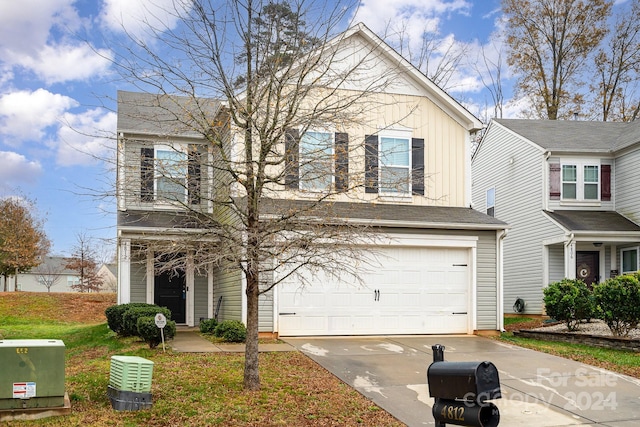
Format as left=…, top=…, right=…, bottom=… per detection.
left=0, top=256, right=81, bottom=292
left=472, top=119, right=640, bottom=315
left=116, top=24, right=507, bottom=335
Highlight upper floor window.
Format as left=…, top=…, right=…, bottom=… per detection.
left=561, top=162, right=599, bottom=201
left=140, top=144, right=201, bottom=205
left=365, top=131, right=424, bottom=196
left=299, top=131, right=333, bottom=192
left=486, top=187, right=495, bottom=217
left=379, top=136, right=410, bottom=194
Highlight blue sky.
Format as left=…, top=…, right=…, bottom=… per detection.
left=0, top=0, right=619, bottom=257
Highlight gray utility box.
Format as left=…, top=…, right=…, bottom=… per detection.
left=0, top=339, right=66, bottom=410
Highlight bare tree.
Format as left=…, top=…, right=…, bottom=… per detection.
left=591, top=0, right=640, bottom=121
left=110, top=0, right=423, bottom=390
left=36, top=259, right=63, bottom=292
left=65, top=232, right=103, bottom=293
left=503, top=0, right=612, bottom=119
left=474, top=41, right=506, bottom=121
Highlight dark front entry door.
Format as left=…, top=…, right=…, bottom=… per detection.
left=155, top=269, right=186, bottom=323
left=576, top=251, right=599, bottom=287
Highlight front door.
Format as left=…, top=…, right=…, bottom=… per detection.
left=155, top=269, right=186, bottom=323
left=576, top=251, right=599, bottom=287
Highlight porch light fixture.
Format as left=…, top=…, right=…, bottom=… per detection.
left=593, top=242, right=602, bottom=247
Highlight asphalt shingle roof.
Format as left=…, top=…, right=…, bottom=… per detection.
left=544, top=210, right=640, bottom=233
left=494, top=118, right=640, bottom=153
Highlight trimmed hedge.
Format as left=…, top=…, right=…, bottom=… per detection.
left=543, top=279, right=594, bottom=331
left=137, top=316, right=177, bottom=348
left=106, top=303, right=157, bottom=335
left=593, top=274, right=640, bottom=337
left=214, top=320, right=247, bottom=342
left=122, top=306, right=172, bottom=337
left=199, top=318, right=218, bottom=334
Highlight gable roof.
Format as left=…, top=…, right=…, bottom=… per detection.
left=492, top=119, right=640, bottom=153
left=341, top=23, right=482, bottom=132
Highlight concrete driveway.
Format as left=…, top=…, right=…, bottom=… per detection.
left=283, top=335, right=640, bottom=426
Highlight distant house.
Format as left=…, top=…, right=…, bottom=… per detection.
left=116, top=23, right=508, bottom=335
left=472, top=119, right=640, bottom=315
left=1, top=256, right=82, bottom=292
left=97, top=263, right=118, bottom=293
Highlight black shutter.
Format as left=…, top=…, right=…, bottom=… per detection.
left=365, top=134, right=378, bottom=194
left=285, top=128, right=299, bottom=189
left=411, top=138, right=425, bottom=196
left=188, top=147, right=201, bottom=205
left=335, top=132, right=349, bottom=192
left=140, top=147, right=154, bottom=202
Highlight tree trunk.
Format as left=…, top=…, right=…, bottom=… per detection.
left=243, top=259, right=261, bottom=390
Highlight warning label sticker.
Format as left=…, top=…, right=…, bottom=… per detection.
left=13, top=382, right=36, bottom=399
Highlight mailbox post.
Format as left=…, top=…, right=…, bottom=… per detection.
left=428, top=345, right=501, bottom=427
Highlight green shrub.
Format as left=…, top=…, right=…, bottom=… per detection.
left=214, top=320, right=247, bottom=342
left=543, top=279, right=594, bottom=331
left=137, top=316, right=176, bottom=348
left=593, top=275, right=640, bottom=337
left=199, top=318, right=218, bottom=334
left=122, top=306, right=172, bottom=337
left=105, top=303, right=156, bottom=335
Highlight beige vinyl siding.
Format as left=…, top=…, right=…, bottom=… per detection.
left=214, top=263, right=242, bottom=322
left=130, top=253, right=147, bottom=303
left=194, top=272, right=208, bottom=322
left=473, top=123, right=558, bottom=315
left=615, top=148, right=640, bottom=224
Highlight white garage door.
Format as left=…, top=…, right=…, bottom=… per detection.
left=277, top=246, right=470, bottom=336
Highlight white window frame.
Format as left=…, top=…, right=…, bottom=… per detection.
left=486, top=187, right=495, bottom=217
left=379, top=129, right=412, bottom=196
left=154, top=144, right=188, bottom=204
left=621, top=247, right=639, bottom=274
left=560, top=160, right=600, bottom=201
left=298, top=130, right=334, bottom=192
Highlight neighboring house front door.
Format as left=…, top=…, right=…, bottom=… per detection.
left=576, top=251, right=599, bottom=287
left=154, top=269, right=186, bottom=323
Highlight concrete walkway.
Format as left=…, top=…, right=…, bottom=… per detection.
left=170, top=330, right=295, bottom=353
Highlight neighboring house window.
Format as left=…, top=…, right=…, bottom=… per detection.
left=299, top=131, right=333, bottom=191
left=284, top=129, right=349, bottom=192
left=621, top=248, right=639, bottom=274
left=364, top=132, right=424, bottom=196
left=486, top=187, right=495, bottom=217
left=140, top=144, right=201, bottom=204
left=67, top=276, right=80, bottom=288
left=560, top=162, right=600, bottom=201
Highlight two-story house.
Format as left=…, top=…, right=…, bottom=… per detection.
left=116, top=24, right=507, bottom=336
left=472, top=119, right=640, bottom=315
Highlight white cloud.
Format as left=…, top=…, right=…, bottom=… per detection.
left=100, top=0, right=186, bottom=40
left=0, top=151, right=43, bottom=185
left=0, top=89, right=78, bottom=145
left=56, top=109, right=117, bottom=167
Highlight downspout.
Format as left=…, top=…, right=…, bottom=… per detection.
left=497, top=229, right=508, bottom=332
left=543, top=151, right=551, bottom=211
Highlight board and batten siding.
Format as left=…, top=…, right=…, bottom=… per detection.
left=615, top=148, right=640, bottom=224
left=472, top=122, right=558, bottom=314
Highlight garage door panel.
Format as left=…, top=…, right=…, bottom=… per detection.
left=278, top=246, right=471, bottom=336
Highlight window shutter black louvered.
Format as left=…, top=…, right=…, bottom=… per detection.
left=365, top=135, right=378, bottom=193
left=411, top=138, right=425, bottom=196
left=285, top=128, right=300, bottom=189
left=140, top=147, right=154, bottom=202
left=188, top=147, right=201, bottom=205
left=335, top=132, right=349, bottom=192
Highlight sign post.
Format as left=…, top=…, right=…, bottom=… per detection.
left=155, top=313, right=167, bottom=352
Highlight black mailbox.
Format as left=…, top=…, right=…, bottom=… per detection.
left=428, top=361, right=501, bottom=403
left=428, top=345, right=501, bottom=427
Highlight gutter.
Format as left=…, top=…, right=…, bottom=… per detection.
left=497, top=229, right=508, bottom=332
